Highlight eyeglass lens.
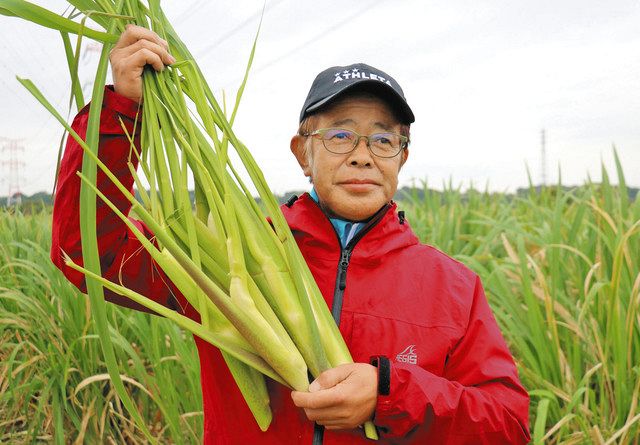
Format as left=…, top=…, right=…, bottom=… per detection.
left=321, top=129, right=402, bottom=157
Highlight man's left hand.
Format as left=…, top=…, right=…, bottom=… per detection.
left=291, top=363, right=378, bottom=430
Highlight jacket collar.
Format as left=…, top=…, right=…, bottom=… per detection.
left=281, top=193, right=419, bottom=261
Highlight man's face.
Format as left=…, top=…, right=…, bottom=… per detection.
left=291, top=95, right=409, bottom=221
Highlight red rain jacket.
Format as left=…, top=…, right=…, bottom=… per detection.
left=51, top=86, right=531, bottom=444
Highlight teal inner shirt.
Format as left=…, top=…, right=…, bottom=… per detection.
left=309, top=188, right=364, bottom=248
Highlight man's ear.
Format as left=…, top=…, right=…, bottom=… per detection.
left=290, top=135, right=312, bottom=177
left=399, top=146, right=409, bottom=170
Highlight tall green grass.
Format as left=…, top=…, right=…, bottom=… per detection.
left=1, top=154, right=638, bottom=443
left=399, top=153, right=639, bottom=444
left=0, top=208, right=202, bottom=444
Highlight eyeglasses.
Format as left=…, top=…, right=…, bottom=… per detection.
left=301, top=128, right=409, bottom=158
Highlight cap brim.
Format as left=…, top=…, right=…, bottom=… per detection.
left=304, top=80, right=415, bottom=124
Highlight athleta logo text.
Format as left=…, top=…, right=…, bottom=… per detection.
left=334, top=68, right=393, bottom=86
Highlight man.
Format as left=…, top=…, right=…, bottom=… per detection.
left=51, top=25, right=531, bottom=444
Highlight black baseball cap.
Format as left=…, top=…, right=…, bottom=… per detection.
left=299, top=62, right=415, bottom=124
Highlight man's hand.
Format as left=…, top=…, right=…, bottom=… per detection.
left=291, top=363, right=378, bottom=430
left=109, top=24, right=175, bottom=103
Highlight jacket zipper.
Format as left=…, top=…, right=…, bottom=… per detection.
left=331, top=249, right=351, bottom=324
left=312, top=202, right=390, bottom=445
left=329, top=204, right=389, bottom=325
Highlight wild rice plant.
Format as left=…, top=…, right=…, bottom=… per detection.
left=3, top=156, right=637, bottom=443
left=399, top=152, right=640, bottom=444
left=0, top=209, right=202, bottom=444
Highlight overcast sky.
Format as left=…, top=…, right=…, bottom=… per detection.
left=1, top=0, right=639, bottom=197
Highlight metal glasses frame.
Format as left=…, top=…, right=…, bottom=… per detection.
left=301, top=128, right=409, bottom=158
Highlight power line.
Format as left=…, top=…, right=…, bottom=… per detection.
left=221, top=0, right=386, bottom=91
left=0, top=75, right=36, bottom=109
left=0, top=27, right=67, bottom=110
left=195, top=0, right=288, bottom=61
left=1, top=19, right=63, bottom=83
left=9, top=19, right=64, bottom=78
left=173, top=0, right=210, bottom=25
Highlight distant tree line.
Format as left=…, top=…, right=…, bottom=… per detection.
left=2, top=185, right=638, bottom=210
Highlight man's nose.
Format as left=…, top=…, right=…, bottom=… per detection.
left=347, top=136, right=373, bottom=166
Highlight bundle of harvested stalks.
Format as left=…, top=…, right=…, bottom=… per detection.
left=0, top=0, right=378, bottom=440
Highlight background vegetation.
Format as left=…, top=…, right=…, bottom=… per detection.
left=1, top=156, right=638, bottom=444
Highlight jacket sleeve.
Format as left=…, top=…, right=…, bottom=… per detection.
left=50, top=85, right=188, bottom=315
left=372, top=276, right=531, bottom=444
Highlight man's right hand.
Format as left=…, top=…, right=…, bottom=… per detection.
left=110, top=24, right=176, bottom=103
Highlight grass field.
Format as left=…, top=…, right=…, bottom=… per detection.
left=1, top=158, right=639, bottom=444
left=0, top=208, right=203, bottom=443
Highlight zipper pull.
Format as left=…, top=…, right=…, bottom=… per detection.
left=338, top=250, right=350, bottom=290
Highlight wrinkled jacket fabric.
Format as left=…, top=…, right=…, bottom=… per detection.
left=51, top=87, right=531, bottom=444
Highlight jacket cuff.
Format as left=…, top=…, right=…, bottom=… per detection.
left=372, top=361, right=396, bottom=433
left=371, top=362, right=434, bottom=438
left=104, top=85, right=142, bottom=119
